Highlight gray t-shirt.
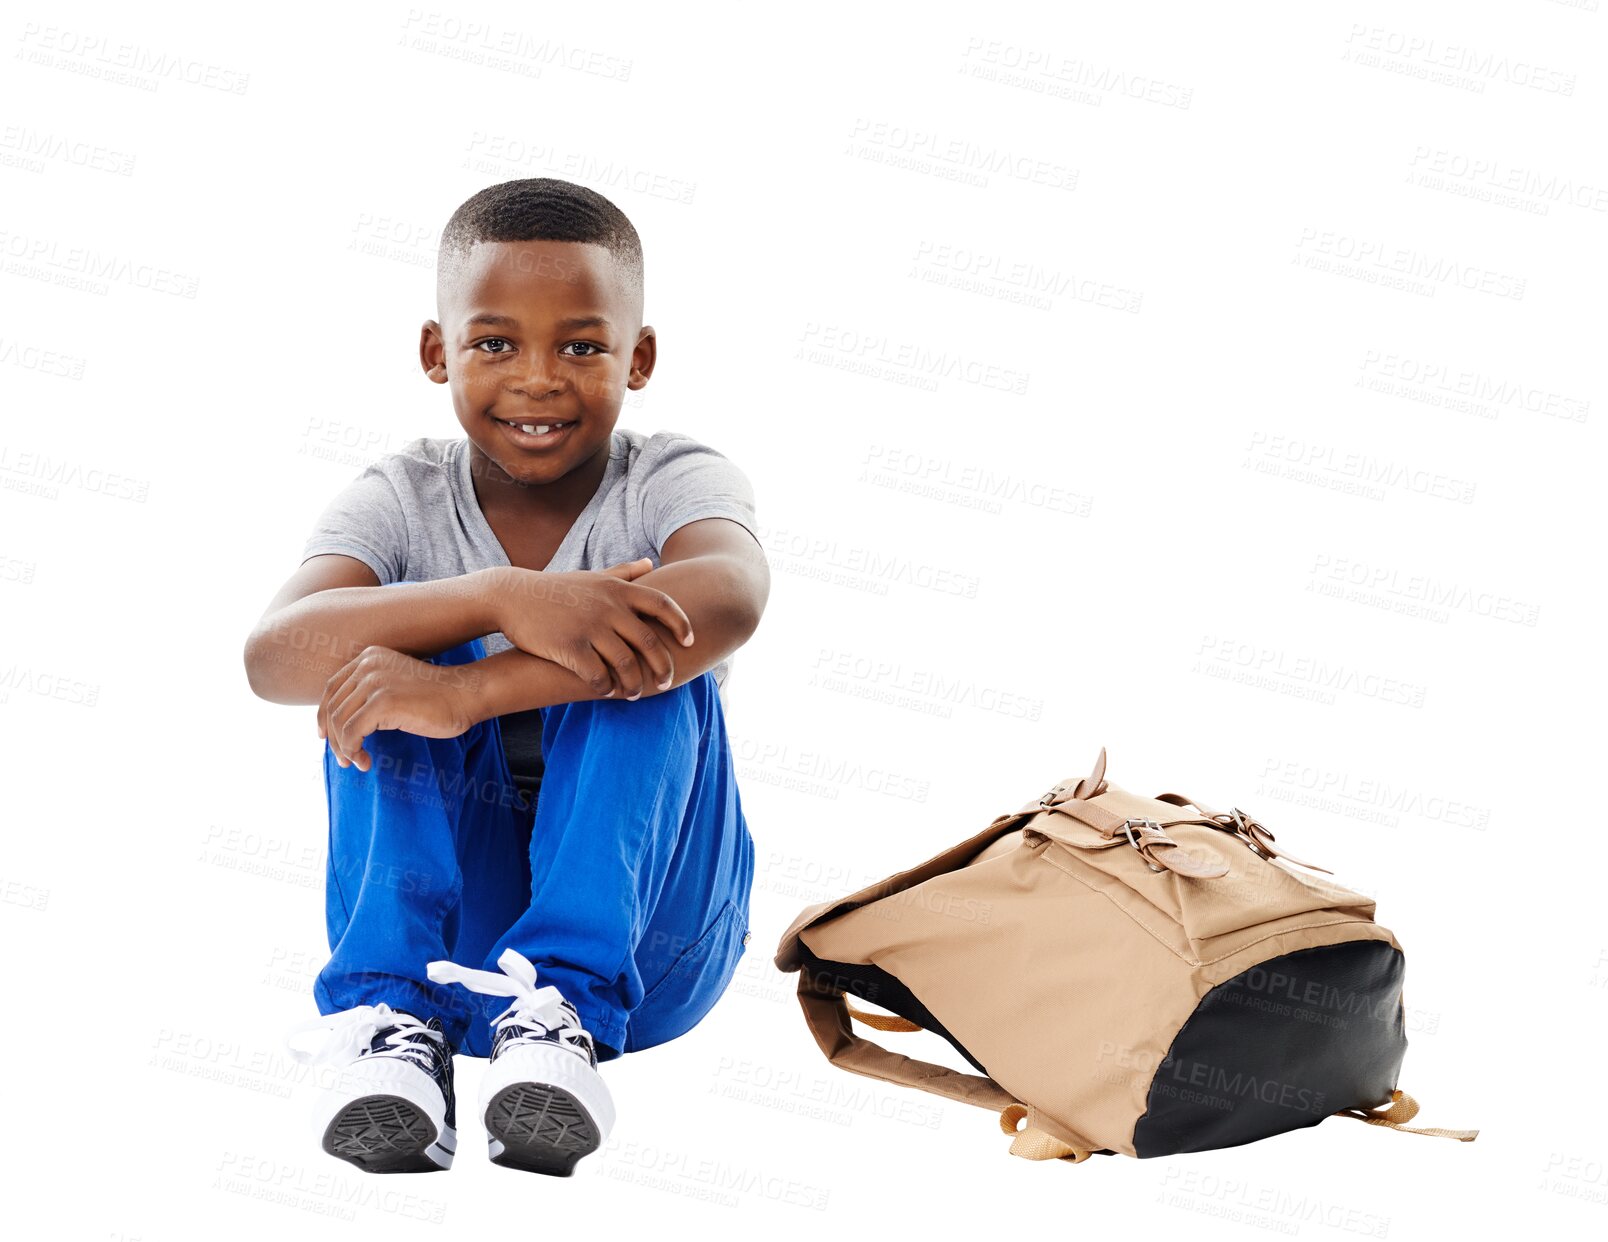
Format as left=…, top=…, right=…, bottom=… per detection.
left=300, top=425, right=758, bottom=800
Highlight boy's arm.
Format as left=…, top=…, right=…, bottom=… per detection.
left=464, top=517, right=769, bottom=722
left=313, top=520, right=765, bottom=768
left=243, top=554, right=506, bottom=705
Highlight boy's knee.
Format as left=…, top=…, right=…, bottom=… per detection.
left=324, top=729, right=442, bottom=792
left=618, top=669, right=715, bottom=710
left=566, top=671, right=709, bottom=731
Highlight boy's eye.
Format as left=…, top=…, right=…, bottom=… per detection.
left=473, top=338, right=603, bottom=357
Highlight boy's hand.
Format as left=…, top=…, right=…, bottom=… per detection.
left=489, top=559, right=694, bottom=701
left=317, top=645, right=480, bottom=772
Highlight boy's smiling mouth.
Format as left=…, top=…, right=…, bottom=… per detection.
left=491, top=414, right=577, bottom=449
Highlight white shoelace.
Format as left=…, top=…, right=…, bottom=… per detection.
left=286, top=1002, right=445, bottom=1070
left=428, top=948, right=593, bottom=1059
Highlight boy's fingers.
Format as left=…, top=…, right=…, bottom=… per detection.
left=595, top=634, right=645, bottom=700
left=339, top=721, right=371, bottom=771
left=626, top=585, right=693, bottom=646
left=321, top=658, right=361, bottom=761
left=327, top=676, right=370, bottom=767
left=326, top=704, right=348, bottom=766
left=322, top=699, right=347, bottom=765
left=317, top=681, right=336, bottom=748
left=325, top=681, right=363, bottom=763
left=618, top=616, right=674, bottom=689
left=337, top=730, right=366, bottom=771
left=341, top=700, right=375, bottom=771
left=562, top=645, right=617, bottom=699
left=600, top=557, right=653, bottom=581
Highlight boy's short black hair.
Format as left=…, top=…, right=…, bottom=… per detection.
left=438, top=178, right=643, bottom=307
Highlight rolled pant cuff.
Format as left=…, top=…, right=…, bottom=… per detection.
left=571, top=1006, right=626, bottom=1063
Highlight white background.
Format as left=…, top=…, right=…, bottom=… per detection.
left=3, top=0, right=1604, bottom=1236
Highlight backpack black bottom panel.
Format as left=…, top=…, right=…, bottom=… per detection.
left=1132, top=939, right=1408, bottom=1157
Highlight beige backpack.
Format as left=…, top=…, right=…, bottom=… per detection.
left=773, top=748, right=1477, bottom=1163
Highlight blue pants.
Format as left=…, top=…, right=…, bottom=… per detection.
left=315, top=632, right=755, bottom=1061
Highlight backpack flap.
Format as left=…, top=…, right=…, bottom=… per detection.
left=772, top=804, right=1040, bottom=975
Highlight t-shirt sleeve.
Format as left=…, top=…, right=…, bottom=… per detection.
left=300, top=463, right=409, bottom=585
left=640, top=435, right=759, bottom=553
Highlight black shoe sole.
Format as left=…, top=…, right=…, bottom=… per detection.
left=485, top=1083, right=602, bottom=1176
left=322, top=1094, right=453, bottom=1173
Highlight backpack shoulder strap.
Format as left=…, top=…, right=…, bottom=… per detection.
left=797, top=971, right=1101, bottom=1163
left=794, top=966, right=1016, bottom=1111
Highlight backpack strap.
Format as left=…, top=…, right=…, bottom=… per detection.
left=795, top=967, right=1016, bottom=1111
left=842, top=998, right=921, bottom=1032
left=1334, top=1090, right=1479, bottom=1141
left=797, top=970, right=1102, bottom=1162
left=1155, top=794, right=1334, bottom=873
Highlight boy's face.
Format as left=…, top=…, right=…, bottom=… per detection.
left=421, top=239, right=652, bottom=486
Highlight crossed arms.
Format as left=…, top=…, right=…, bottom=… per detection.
left=242, top=517, right=769, bottom=771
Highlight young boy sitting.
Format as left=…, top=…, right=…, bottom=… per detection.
left=243, top=178, right=769, bottom=1178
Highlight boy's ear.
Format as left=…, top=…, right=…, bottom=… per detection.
left=419, top=320, right=449, bottom=383
left=628, top=324, right=657, bottom=390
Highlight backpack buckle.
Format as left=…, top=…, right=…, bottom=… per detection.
left=1039, top=781, right=1075, bottom=808
left=1121, top=818, right=1168, bottom=872
left=1122, top=817, right=1232, bottom=879
left=1200, top=806, right=1332, bottom=875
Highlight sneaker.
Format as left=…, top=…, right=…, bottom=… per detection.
left=288, top=1003, right=457, bottom=1173
left=428, top=948, right=614, bottom=1176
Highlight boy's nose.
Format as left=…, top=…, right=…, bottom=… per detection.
left=510, top=372, right=564, bottom=398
